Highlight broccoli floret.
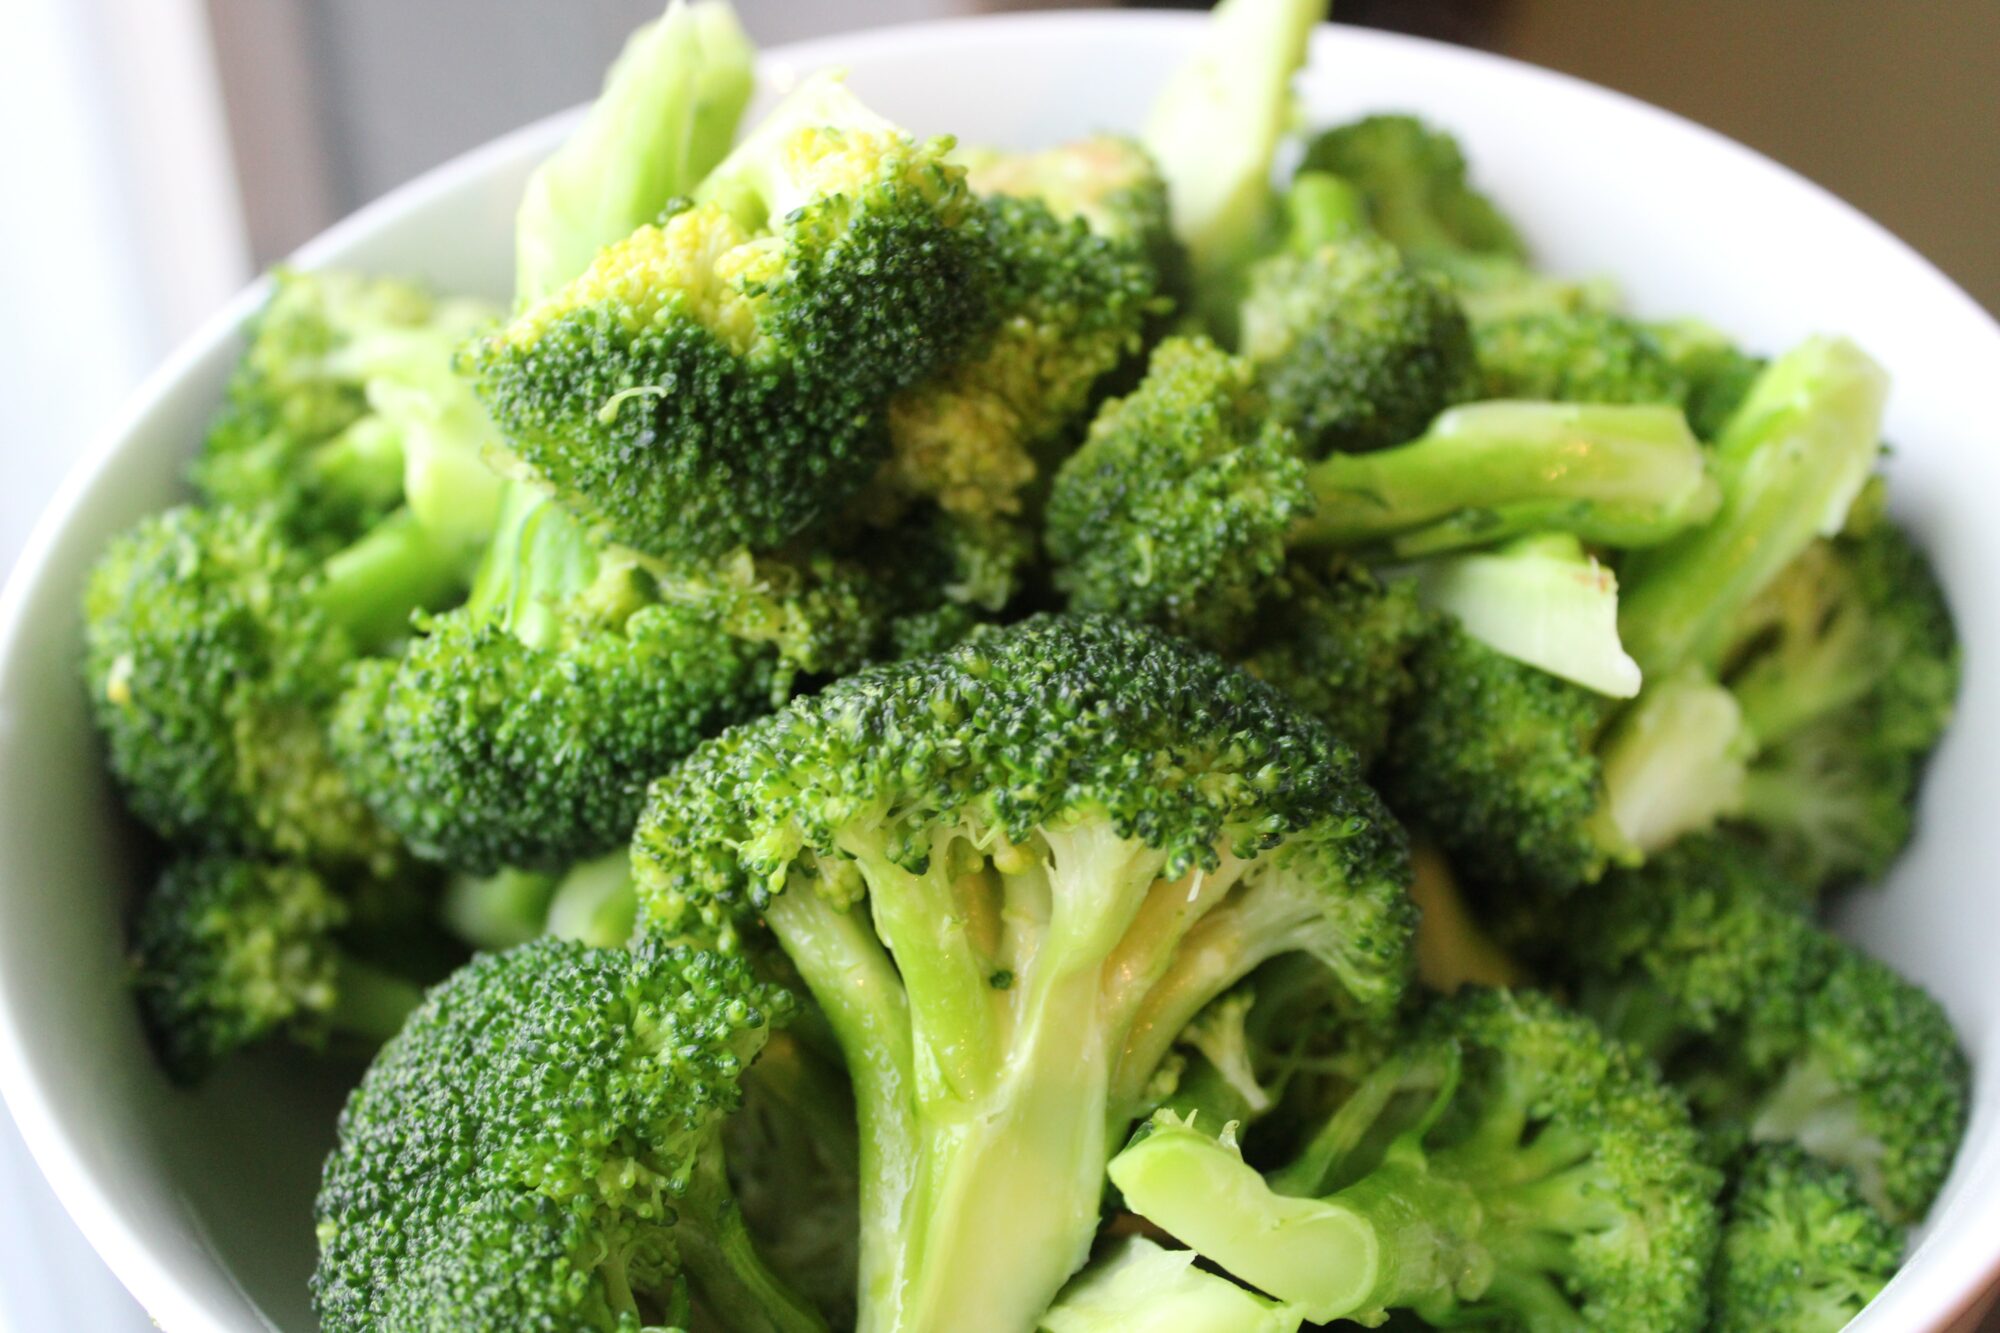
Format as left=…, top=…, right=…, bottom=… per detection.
left=1038, top=1237, right=1306, bottom=1332
left=334, top=485, right=898, bottom=873
left=81, top=505, right=464, bottom=864
left=312, top=937, right=823, bottom=1332
left=1047, top=336, right=1714, bottom=649
left=1474, top=310, right=1689, bottom=407
left=130, top=853, right=424, bottom=1084
left=194, top=268, right=504, bottom=554
left=1651, top=319, right=1767, bottom=442
left=1235, top=558, right=1434, bottom=766
left=1239, top=233, right=1476, bottom=455
left=1723, top=500, right=1960, bottom=892
left=1298, top=113, right=1527, bottom=268
left=1109, top=988, right=1720, bottom=1329
left=633, top=614, right=1414, bottom=1332
left=1711, top=1144, right=1902, bottom=1333
left=1381, top=337, right=1890, bottom=896
left=1536, top=835, right=1968, bottom=1223
left=470, top=75, right=997, bottom=558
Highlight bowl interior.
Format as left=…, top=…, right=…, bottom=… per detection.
left=2, top=12, right=1996, bottom=1331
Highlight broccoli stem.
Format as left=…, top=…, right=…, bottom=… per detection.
left=463, top=482, right=607, bottom=650
left=314, top=507, right=465, bottom=649
left=310, top=416, right=408, bottom=516
left=676, top=1147, right=829, bottom=1333
left=325, top=955, right=425, bottom=1046
left=1618, top=337, right=1886, bottom=676
left=1596, top=668, right=1752, bottom=855
left=441, top=866, right=560, bottom=951
left=543, top=851, right=638, bottom=948
left=1296, top=402, right=1716, bottom=557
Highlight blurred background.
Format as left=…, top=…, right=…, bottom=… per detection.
left=0, top=1, right=1993, bottom=1327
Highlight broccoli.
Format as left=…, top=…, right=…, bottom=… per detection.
left=1381, top=336, right=1889, bottom=896
left=333, top=484, right=900, bottom=873
left=312, top=936, right=825, bottom=1332
left=1535, top=835, right=1968, bottom=1223
left=1651, top=319, right=1769, bottom=442
left=1238, top=232, right=1477, bottom=455
left=1406, top=842, right=1528, bottom=994
left=1048, top=336, right=1713, bottom=648
left=1474, top=309, right=1688, bottom=407
left=1722, top=494, right=1960, bottom=892
left=1108, top=988, right=1721, bottom=1329
left=1710, top=1144, right=1902, bottom=1333
left=1297, top=113, right=1527, bottom=269
left=130, top=854, right=425, bottom=1084
left=193, top=268, right=504, bottom=555
left=1037, top=1237, right=1306, bottom=1332
left=470, top=74, right=998, bottom=558
left=82, top=504, right=466, bottom=864
left=633, top=615, right=1415, bottom=1332
left=442, top=849, right=641, bottom=953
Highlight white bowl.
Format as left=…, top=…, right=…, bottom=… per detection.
left=2, top=11, right=1996, bottom=1331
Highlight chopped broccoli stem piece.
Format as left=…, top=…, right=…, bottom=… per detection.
left=1038, top=1238, right=1306, bottom=1332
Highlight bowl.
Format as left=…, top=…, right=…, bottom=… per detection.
left=2, top=11, right=1996, bottom=1331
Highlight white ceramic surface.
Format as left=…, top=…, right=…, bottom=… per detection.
left=1, top=12, right=1995, bottom=1332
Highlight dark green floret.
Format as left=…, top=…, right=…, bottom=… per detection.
left=1298, top=113, right=1527, bottom=268
left=1239, top=232, right=1477, bottom=455
left=634, top=614, right=1414, bottom=1332
left=312, top=936, right=824, bottom=1333
left=1047, top=336, right=1713, bottom=651
left=1711, top=1144, right=1902, bottom=1333
left=1474, top=310, right=1688, bottom=407
left=1110, top=988, right=1721, bottom=1330
left=130, top=853, right=424, bottom=1084
left=469, top=77, right=998, bottom=558
left=333, top=486, right=896, bottom=873
left=82, top=504, right=458, bottom=864
left=1532, top=835, right=1968, bottom=1223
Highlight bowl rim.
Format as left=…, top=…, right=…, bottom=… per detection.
left=1, top=9, right=1995, bottom=1330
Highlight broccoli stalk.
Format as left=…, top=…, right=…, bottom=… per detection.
left=1109, top=989, right=1720, bottom=1329
left=635, top=616, right=1415, bottom=1333
left=1037, top=1238, right=1306, bottom=1332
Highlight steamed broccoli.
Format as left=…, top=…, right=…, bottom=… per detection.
left=470, top=75, right=998, bottom=558
left=634, top=615, right=1414, bottom=1332
left=131, top=854, right=424, bottom=1084
left=1038, top=1238, right=1306, bottom=1332
left=1722, top=493, right=1960, bottom=892
left=1381, top=336, right=1890, bottom=896
left=1048, top=336, right=1712, bottom=651
left=1536, top=835, right=1968, bottom=1223
left=1298, top=113, right=1527, bottom=269
left=1474, top=309, right=1687, bottom=407
left=1239, top=232, right=1476, bottom=455
left=1109, top=988, right=1720, bottom=1329
left=1711, top=1144, right=1902, bottom=1333
left=82, top=504, right=466, bottom=864
left=313, top=937, right=824, bottom=1331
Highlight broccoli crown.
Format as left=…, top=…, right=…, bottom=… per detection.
left=313, top=937, right=819, bottom=1333
left=1380, top=622, right=1617, bottom=896
left=634, top=614, right=1413, bottom=1332
left=1538, top=836, right=1967, bottom=1223
left=194, top=268, right=488, bottom=550
left=129, top=854, right=420, bottom=1084
left=1239, top=233, right=1476, bottom=455
left=1111, top=988, right=1720, bottom=1330
left=1724, top=505, right=1960, bottom=892
left=1474, top=310, right=1689, bottom=407
left=471, top=103, right=996, bottom=558
left=1047, top=337, right=1307, bottom=649
left=1236, top=559, right=1435, bottom=768
left=82, top=505, right=394, bottom=865
left=871, top=188, right=1164, bottom=523
left=1297, top=114, right=1526, bottom=266
left=1710, top=1144, right=1901, bottom=1333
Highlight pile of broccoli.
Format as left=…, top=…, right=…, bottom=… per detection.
left=77, top=0, right=1968, bottom=1328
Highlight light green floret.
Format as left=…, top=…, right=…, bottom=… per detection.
left=1711, top=1144, right=1902, bottom=1333
left=313, top=937, right=825, bottom=1333
left=82, top=505, right=466, bottom=864
left=471, top=75, right=999, bottom=558
left=1110, top=988, right=1721, bottom=1330
left=1047, top=335, right=1713, bottom=651
left=194, top=267, right=504, bottom=555
left=130, top=854, right=423, bottom=1085
left=634, top=615, right=1414, bottom=1333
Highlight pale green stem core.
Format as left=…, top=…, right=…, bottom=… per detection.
left=314, top=507, right=464, bottom=650
left=675, top=1147, right=829, bottom=1333
left=325, top=955, right=424, bottom=1045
